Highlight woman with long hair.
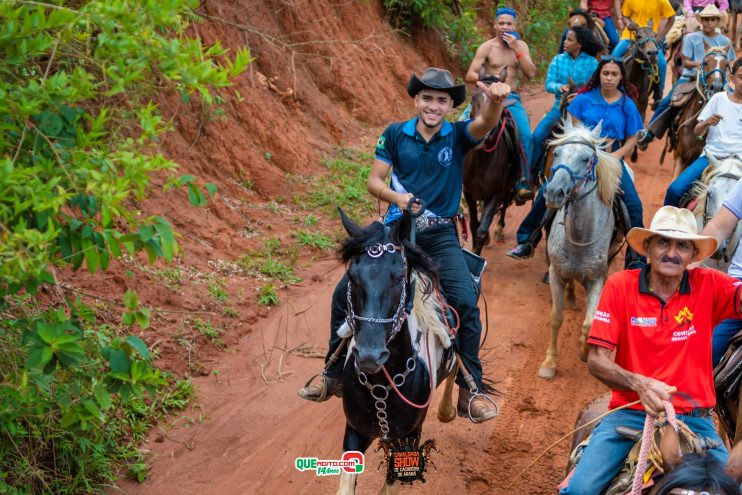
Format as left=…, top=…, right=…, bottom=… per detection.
left=507, top=57, right=647, bottom=269
left=527, top=25, right=601, bottom=200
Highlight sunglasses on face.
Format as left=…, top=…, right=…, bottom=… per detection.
left=601, top=55, right=623, bottom=64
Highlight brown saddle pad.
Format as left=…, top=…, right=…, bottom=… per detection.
left=714, top=329, right=742, bottom=399
left=670, top=81, right=698, bottom=108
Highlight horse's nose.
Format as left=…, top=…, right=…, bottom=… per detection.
left=545, top=186, right=568, bottom=209
left=352, top=347, right=390, bottom=374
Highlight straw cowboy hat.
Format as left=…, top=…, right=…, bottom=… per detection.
left=626, top=206, right=718, bottom=262
left=696, top=4, right=728, bottom=26
left=407, top=67, right=467, bottom=108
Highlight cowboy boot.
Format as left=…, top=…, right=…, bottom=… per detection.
left=297, top=374, right=343, bottom=402
left=457, top=387, right=499, bottom=423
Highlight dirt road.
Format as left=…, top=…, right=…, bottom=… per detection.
left=120, top=88, right=674, bottom=495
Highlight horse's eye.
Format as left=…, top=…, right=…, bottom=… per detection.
left=582, top=156, right=590, bottom=163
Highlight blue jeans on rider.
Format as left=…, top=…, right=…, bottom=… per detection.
left=612, top=39, right=667, bottom=99
left=530, top=107, right=562, bottom=179
left=560, top=408, right=728, bottom=495
left=602, top=16, right=619, bottom=51
left=516, top=161, right=644, bottom=246
left=506, top=93, right=533, bottom=170
left=648, top=77, right=690, bottom=125
left=664, top=155, right=709, bottom=207
left=324, top=224, right=484, bottom=389
left=712, top=277, right=742, bottom=367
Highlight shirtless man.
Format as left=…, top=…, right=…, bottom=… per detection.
left=466, top=6, right=537, bottom=202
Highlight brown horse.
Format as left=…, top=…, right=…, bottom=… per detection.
left=463, top=71, right=521, bottom=255
left=668, top=44, right=731, bottom=177
left=625, top=25, right=662, bottom=122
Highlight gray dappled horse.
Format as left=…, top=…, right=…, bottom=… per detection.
left=538, top=121, right=624, bottom=379
left=691, top=155, right=742, bottom=273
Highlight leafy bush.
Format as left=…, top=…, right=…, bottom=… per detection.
left=382, top=0, right=483, bottom=68
left=0, top=1, right=248, bottom=492
left=515, top=0, right=573, bottom=78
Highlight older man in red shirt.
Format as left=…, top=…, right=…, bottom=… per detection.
left=560, top=205, right=742, bottom=494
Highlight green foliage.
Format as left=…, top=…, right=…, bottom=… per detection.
left=0, top=1, right=248, bottom=492
left=293, top=230, right=335, bottom=250
left=191, top=318, right=224, bottom=348
left=258, top=283, right=280, bottom=306
left=382, top=0, right=482, bottom=67
left=206, top=278, right=228, bottom=302
left=299, top=149, right=375, bottom=222
left=238, top=239, right=302, bottom=284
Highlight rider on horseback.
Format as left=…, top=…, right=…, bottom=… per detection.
left=637, top=5, right=735, bottom=148
left=298, top=67, right=510, bottom=423
left=557, top=8, right=608, bottom=55
left=530, top=26, right=600, bottom=193
left=506, top=58, right=647, bottom=269
left=664, top=57, right=742, bottom=207
left=580, top=0, right=624, bottom=51
left=465, top=6, right=537, bottom=203
left=612, top=0, right=676, bottom=102
left=561, top=206, right=742, bottom=495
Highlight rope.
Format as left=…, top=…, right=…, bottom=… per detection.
left=482, top=114, right=509, bottom=153
left=630, top=402, right=678, bottom=495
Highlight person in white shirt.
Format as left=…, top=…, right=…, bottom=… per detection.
left=664, top=57, right=742, bottom=207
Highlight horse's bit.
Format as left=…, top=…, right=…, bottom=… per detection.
left=700, top=51, right=729, bottom=98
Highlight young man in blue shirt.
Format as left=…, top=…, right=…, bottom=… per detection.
left=298, top=67, right=511, bottom=423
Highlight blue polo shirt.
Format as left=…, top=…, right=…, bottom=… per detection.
left=375, top=117, right=480, bottom=223
left=567, top=89, right=643, bottom=142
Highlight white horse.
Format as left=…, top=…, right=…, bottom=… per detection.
left=538, top=121, right=624, bottom=379
left=691, top=155, right=742, bottom=273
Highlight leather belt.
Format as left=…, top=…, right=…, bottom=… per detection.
left=678, top=408, right=713, bottom=418
left=415, top=216, right=454, bottom=232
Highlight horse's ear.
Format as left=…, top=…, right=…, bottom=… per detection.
left=568, top=76, right=575, bottom=89
left=592, top=120, right=603, bottom=138
left=703, top=38, right=711, bottom=52
left=338, top=208, right=363, bottom=237
left=646, top=18, right=653, bottom=30
left=564, top=115, right=574, bottom=132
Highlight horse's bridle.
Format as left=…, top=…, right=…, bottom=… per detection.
left=345, top=242, right=409, bottom=345
left=549, top=139, right=615, bottom=247
left=700, top=50, right=729, bottom=99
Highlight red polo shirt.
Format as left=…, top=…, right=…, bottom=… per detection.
left=588, top=266, right=742, bottom=413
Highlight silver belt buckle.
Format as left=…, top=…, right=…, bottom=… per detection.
left=415, top=215, right=429, bottom=232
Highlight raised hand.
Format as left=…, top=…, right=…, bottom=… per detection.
left=476, top=81, right=511, bottom=103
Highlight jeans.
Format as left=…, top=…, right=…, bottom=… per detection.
left=530, top=107, right=562, bottom=179
left=664, top=155, right=709, bottom=207
left=613, top=39, right=667, bottom=99
left=648, top=77, right=690, bottom=125
left=560, top=409, right=728, bottom=494
left=713, top=277, right=742, bottom=366
left=602, top=16, right=619, bottom=51
left=506, top=93, right=533, bottom=173
left=516, top=161, right=644, bottom=245
left=324, top=224, right=484, bottom=389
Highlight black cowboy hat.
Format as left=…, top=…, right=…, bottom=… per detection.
left=407, top=67, right=467, bottom=107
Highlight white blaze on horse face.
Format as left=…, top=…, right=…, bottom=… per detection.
left=545, top=142, right=594, bottom=210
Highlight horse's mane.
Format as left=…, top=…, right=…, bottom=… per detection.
left=548, top=123, right=622, bottom=205
left=691, top=157, right=742, bottom=217
left=338, top=220, right=440, bottom=294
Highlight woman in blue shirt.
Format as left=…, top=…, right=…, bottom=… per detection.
left=507, top=57, right=647, bottom=269
left=527, top=25, right=601, bottom=200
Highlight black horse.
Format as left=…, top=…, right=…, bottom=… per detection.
left=463, top=72, right=521, bottom=255
left=335, top=209, right=456, bottom=494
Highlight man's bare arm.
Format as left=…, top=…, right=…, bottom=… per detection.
left=587, top=345, right=676, bottom=415
left=657, top=16, right=675, bottom=41
left=465, top=43, right=490, bottom=83
left=515, top=41, right=537, bottom=80
left=367, top=160, right=412, bottom=211
left=702, top=205, right=739, bottom=251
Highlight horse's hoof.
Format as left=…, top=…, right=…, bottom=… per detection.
left=437, top=406, right=456, bottom=423
left=538, top=366, right=556, bottom=379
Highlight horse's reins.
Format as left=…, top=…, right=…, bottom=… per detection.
left=632, top=36, right=661, bottom=84
left=549, top=139, right=614, bottom=247
left=678, top=50, right=730, bottom=130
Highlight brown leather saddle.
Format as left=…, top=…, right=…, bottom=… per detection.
left=714, top=329, right=742, bottom=442
left=670, top=80, right=699, bottom=108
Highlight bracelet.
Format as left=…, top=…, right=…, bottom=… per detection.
left=516, top=51, right=525, bottom=60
